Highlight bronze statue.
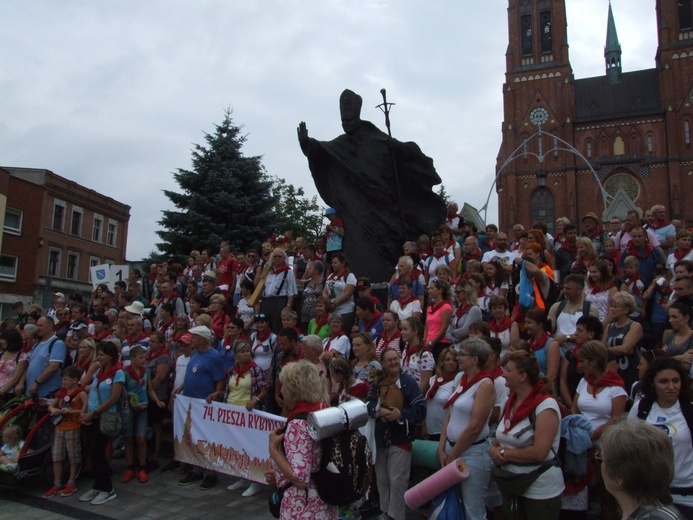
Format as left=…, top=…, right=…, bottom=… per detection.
left=297, top=89, right=446, bottom=282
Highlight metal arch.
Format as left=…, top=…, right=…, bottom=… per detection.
left=478, top=124, right=611, bottom=224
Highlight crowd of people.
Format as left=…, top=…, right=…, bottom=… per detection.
left=0, top=201, right=691, bottom=519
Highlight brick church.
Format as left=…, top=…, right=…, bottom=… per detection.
left=496, top=0, right=693, bottom=232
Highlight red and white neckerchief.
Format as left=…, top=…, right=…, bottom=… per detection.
left=328, top=269, right=350, bottom=283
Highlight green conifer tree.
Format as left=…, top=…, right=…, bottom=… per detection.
left=156, top=109, right=278, bottom=255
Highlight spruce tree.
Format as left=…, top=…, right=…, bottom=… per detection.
left=156, top=109, right=278, bottom=255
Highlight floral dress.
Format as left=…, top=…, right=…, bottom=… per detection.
left=274, top=418, right=338, bottom=520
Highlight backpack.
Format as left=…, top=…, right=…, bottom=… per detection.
left=637, top=396, right=693, bottom=447
left=291, top=412, right=373, bottom=506
left=539, top=278, right=562, bottom=313
left=47, top=336, right=73, bottom=368
left=550, top=300, right=592, bottom=331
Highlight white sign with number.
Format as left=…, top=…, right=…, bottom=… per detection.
left=89, top=264, right=130, bottom=290
left=109, top=265, right=129, bottom=290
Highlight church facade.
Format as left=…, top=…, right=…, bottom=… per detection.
left=497, top=0, right=693, bottom=232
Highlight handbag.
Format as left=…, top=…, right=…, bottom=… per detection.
left=492, top=461, right=556, bottom=499
left=429, top=486, right=465, bottom=520
left=518, top=261, right=536, bottom=312
left=269, top=483, right=292, bottom=518
left=96, top=378, right=122, bottom=437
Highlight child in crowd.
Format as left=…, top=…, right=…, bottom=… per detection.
left=121, top=346, right=165, bottom=484
left=0, top=424, right=23, bottom=472
left=620, top=255, right=645, bottom=319
left=44, top=366, right=87, bottom=498
left=162, top=332, right=192, bottom=473
left=468, top=320, right=491, bottom=339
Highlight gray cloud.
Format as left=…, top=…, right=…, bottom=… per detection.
left=0, top=0, right=657, bottom=259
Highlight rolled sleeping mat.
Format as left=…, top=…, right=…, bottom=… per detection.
left=404, top=460, right=469, bottom=510
left=307, top=400, right=369, bottom=441
left=411, top=439, right=442, bottom=470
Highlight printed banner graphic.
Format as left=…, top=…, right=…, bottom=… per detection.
left=173, top=396, right=286, bottom=483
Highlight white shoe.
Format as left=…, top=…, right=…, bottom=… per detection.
left=227, top=479, right=246, bottom=491
left=91, top=490, right=116, bottom=505
left=242, top=482, right=263, bottom=497
left=79, top=489, right=99, bottom=502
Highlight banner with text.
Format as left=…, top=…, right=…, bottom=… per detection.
left=173, top=396, right=286, bottom=483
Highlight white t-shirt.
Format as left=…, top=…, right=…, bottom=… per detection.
left=495, top=398, right=564, bottom=500
left=324, top=272, right=357, bottom=314
left=628, top=400, right=693, bottom=508
left=445, top=378, right=493, bottom=447
left=493, top=376, right=510, bottom=412
left=390, top=299, right=422, bottom=321
left=250, top=332, right=276, bottom=372
left=575, top=378, right=627, bottom=435
left=174, top=354, right=191, bottom=391
left=401, top=349, right=435, bottom=386
left=481, top=250, right=517, bottom=269
left=322, top=335, right=351, bottom=358
left=426, top=377, right=456, bottom=436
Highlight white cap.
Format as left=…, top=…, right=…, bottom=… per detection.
left=188, top=326, right=212, bottom=340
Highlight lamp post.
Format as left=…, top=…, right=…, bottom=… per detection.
left=477, top=107, right=610, bottom=224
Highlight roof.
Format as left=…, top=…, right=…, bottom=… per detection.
left=574, top=69, right=661, bottom=123
left=605, top=2, right=621, bottom=55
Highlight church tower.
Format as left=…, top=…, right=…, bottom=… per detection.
left=604, top=2, right=622, bottom=85
left=497, top=0, right=575, bottom=231
left=496, top=1, right=693, bottom=232
left=655, top=0, right=693, bottom=219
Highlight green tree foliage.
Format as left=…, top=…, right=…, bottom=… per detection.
left=271, top=177, right=325, bottom=243
left=156, top=109, right=279, bottom=256
left=436, top=184, right=452, bottom=206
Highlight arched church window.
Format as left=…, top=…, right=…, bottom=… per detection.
left=521, top=15, right=533, bottom=56
left=679, top=0, right=693, bottom=31
left=613, top=135, right=625, bottom=156
left=540, top=11, right=552, bottom=53
left=647, top=134, right=654, bottom=154
left=531, top=188, right=554, bottom=231
left=685, top=120, right=691, bottom=146
left=586, top=140, right=593, bottom=159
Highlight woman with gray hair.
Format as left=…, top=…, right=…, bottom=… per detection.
left=603, top=291, right=643, bottom=392
left=600, top=420, right=685, bottom=520
left=439, top=337, right=496, bottom=519
left=300, top=260, right=325, bottom=330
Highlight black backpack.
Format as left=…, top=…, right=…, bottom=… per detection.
left=292, top=412, right=373, bottom=506
left=48, top=337, right=73, bottom=368
left=637, top=396, right=693, bottom=447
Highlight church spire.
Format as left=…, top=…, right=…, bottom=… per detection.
left=604, top=1, right=622, bottom=84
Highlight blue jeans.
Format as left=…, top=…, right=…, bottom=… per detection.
left=456, top=441, right=491, bottom=520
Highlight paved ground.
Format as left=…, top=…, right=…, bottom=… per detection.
left=0, top=454, right=275, bottom=520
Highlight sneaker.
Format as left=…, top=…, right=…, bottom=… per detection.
left=227, top=479, right=246, bottom=491
left=91, top=489, right=117, bottom=505
left=138, top=469, right=148, bottom=483
left=199, top=474, right=218, bottom=489
left=160, top=460, right=180, bottom=473
left=60, top=483, right=78, bottom=497
left=121, top=469, right=136, bottom=483
left=242, top=482, right=263, bottom=497
left=43, top=485, right=64, bottom=498
left=178, top=472, right=203, bottom=486
left=79, top=489, right=99, bottom=502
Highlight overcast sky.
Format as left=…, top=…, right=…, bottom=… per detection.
left=0, top=0, right=658, bottom=260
